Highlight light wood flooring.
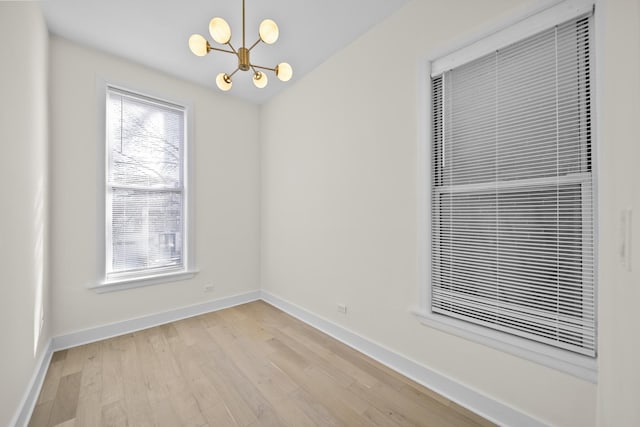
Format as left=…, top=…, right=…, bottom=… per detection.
left=28, top=301, right=495, bottom=427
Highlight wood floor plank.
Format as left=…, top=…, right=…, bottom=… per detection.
left=201, top=401, right=238, bottom=427
left=28, top=400, right=53, bottom=427
left=143, top=327, right=211, bottom=427
left=267, top=349, right=370, bottom=426
left=167, top=340, right=224, bottom=425
left=272, top=327, right=354, bottom=388
left=100, top=338, right=125, bottom=407
left=224, top=305, right=273, bottom=342
left=130, top=329, right=184, bottom=427
left=280, top=323, right=379, bottom=388
left=51, top=350, right=68, bottom=364
left=199, top=361, right=258, bottom=427
left=159, top=322, right=179, bottom=340
left=61, top=346, right=89, bottom=376
left=352, top=379, right=481, bottom=427
left=74, top=342, right=103, bottom=427
left=47, top=372, right=81, bottom=427
left=52, top=418, right=75, bottom=427
left=37, top=353, right=66, bottom=405
left=120, top=334, right=155, bottom=427
left=145, top=327, right=183, bottom=387
left=149, top=397, right=189, bottom=427
left=321, top=333, right=454, bottom=408
left=29, top=301, right=495, bottom=427
left=159, top=346, right=209, bottom=426
left=203, top=316, right=298, bottom=405
left=205, top=350, right=285, bottom=426
left=74, top=391, right=101, bottom=427
left=100, top=400, right=127, bottom=427
left=299, top=366, right=371, bottom=425
left=163, top=377, right=211, bottom=427
left=131, top=330, right=170, bottom=403
left=78, top=342, right=102, bottom=395
left=363, top=406, right=405, bottom=427
left=266, top=394, right=318, bottom=427
left=288, top=387, right=343, bottom=426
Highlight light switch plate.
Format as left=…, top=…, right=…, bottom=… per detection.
left=621, top=208, right=633, bottom=272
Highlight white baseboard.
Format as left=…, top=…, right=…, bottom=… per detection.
left=260, top=290, right=547, bottom=427
left=52, top=290, right=261, bottom=351
left=10, top=339, right=53, bottom=427
left=11, top=290, right=260, bottom=427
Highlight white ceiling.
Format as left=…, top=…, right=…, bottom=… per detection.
left=40, top=0, right=411, bottom=104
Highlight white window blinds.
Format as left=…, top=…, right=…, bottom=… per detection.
left=430, top=14, right=595, bottom=356
left=106, top=87, right=186, bottom=277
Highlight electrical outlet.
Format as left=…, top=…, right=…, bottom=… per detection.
left=337, top=303, right=347, bottom=314
left=204, top=284, right=215, bottom=293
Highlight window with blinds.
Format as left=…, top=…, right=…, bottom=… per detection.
left=430, top=14, right=595, bottom=356
left=106, top=87, right=186, bottom=279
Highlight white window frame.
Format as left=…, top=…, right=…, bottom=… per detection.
left=413, top=0, right=598, bottom=382
left=92, top=81, right=197, bottom=293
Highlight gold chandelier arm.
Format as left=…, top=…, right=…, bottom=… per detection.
left=226, top=42, right=238, bottom=54
left=228, top=67, right=241, bottom=77
left=251, top=64, right=277, bottom=72
left=209, top=46, right=236, bottom=55
left=248, top=38, right=262, bottom=51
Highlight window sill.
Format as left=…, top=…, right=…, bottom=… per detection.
left=412, top=308, right=597, bottom=383
left=89, top=269, right=199, bottom=293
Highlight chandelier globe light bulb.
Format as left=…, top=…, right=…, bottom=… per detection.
left=259, top=19, right=279, bottom=44
left=276, top=62, right=293, bottom=81
left=216, top=73, right=233, bottom=91
left=253, top=71, right=268, bottom=88
left=209, top=17, right=231, bottom=44
left=188, top=34, right=209, bottom=56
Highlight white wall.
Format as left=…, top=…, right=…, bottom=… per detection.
left=0, top=3, right=50, bottom=426
left=596, top=0, right=640, bottom=425
left=260, top=1, right=600, bottom=426
left=49, top=37, right=261, bottom=336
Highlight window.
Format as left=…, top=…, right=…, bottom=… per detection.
left=104, top=86, right=190, bottom=285
left=426, top=10, right=596, bottom=362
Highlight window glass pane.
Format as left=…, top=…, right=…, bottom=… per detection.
left=111, top=189, right=183, bottom=273
left=108, top=93, right=183, bottom=189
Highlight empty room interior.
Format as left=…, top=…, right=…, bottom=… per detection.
left=1, top=0, right=639, bottom=426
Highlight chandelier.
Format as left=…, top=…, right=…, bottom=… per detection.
left=188, top=0, right=293, bottom=91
